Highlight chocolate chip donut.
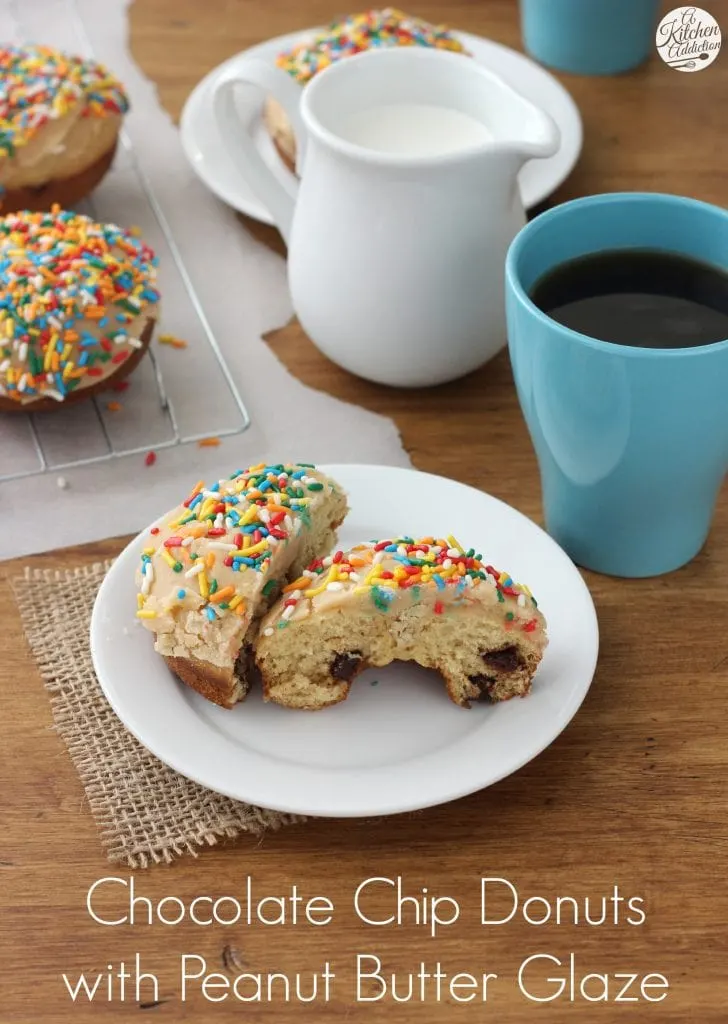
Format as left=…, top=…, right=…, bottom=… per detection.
left=0, top=208, right=159, bottom=411
left=135, top=463, right=349, bottom=709
left=256, top=536, right=548, bottom=710
left=0, top=44, right=128, bottom=212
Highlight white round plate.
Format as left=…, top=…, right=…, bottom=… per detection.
left=180, top=30, right=583, bottom=224
left=91, top=465, right=598, bottom=817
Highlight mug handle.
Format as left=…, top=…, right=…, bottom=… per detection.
left=212, top=59, right=305, bottom=244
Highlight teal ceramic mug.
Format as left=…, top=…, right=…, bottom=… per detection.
left=505, top=193, right=728, bottom=578
left=520, top=0, right=661, bottom=75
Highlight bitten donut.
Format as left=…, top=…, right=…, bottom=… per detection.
left=0, top=208, right=159, bottom=411
left=0, top=44, right=128, bottom=212
left=256, top=536, right=548, bottom=710
left=135, top=463, right=348, bottom=710
left=265, top=8, right=469, bottom=172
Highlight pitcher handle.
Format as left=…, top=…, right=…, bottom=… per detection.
left=212, top=59, right=304, bottom=244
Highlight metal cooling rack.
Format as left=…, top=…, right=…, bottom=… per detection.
left=0, top=0, right=251, bottom=483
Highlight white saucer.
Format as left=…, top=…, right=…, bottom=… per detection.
left=180, top=30, right=583, bottom=224
left=90, top=464, right=598, bottom=817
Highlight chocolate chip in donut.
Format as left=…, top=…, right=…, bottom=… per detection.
left=481, top=645, right=523, bottom=673
left=331, top=652, right=362, bottom=681
left=468, top=675, right=497, bottom=701
left=235, top=643, right=255, bottom=679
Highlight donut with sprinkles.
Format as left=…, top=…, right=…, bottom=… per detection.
left=263, top=8, right=469, bottom=171
left=0, top=44, right=129, bottom=212
left=256, top=536, right=548, bottom=710
left=0, top=207, right=159, bottom=411
left=135, top=463, right=349, bottom=709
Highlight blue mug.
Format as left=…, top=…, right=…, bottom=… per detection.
left=520, top=0, right=661, bottom=75
left=505, top=192, right=728, bottom=578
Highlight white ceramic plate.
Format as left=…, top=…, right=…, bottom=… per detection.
left=180, top=29, right=583, bottom=224
left=91, top=465, right=598, bottom=817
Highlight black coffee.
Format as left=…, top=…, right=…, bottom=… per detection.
left=529, top=249, right=728, bottom=348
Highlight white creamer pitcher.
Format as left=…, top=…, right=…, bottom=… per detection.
left=213, top=47, right=559, bottom=387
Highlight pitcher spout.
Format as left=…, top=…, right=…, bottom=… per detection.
left=482, top=68, right=562, bottom=164
left=515, top=100, right=561, bottom=161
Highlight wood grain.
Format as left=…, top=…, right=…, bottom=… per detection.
left=1, top=1, right=727, bottom=1020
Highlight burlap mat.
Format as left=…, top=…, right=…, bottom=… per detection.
left=12, top=563, right=301, bottom=868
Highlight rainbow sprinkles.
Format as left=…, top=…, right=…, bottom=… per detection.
left=275, top=8, right=469, bottom=84
left=265, top=536, right=540, bottom=632
left=136, top=463, right=333, bottom=623
left=0, top=44, right=129, bottom=159
left=135, top=463, right=348, bottom=709
left=0, top=208, right=158, bottom=405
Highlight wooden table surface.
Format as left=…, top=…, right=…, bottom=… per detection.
left=2, top=1, right=728, bottom=1020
